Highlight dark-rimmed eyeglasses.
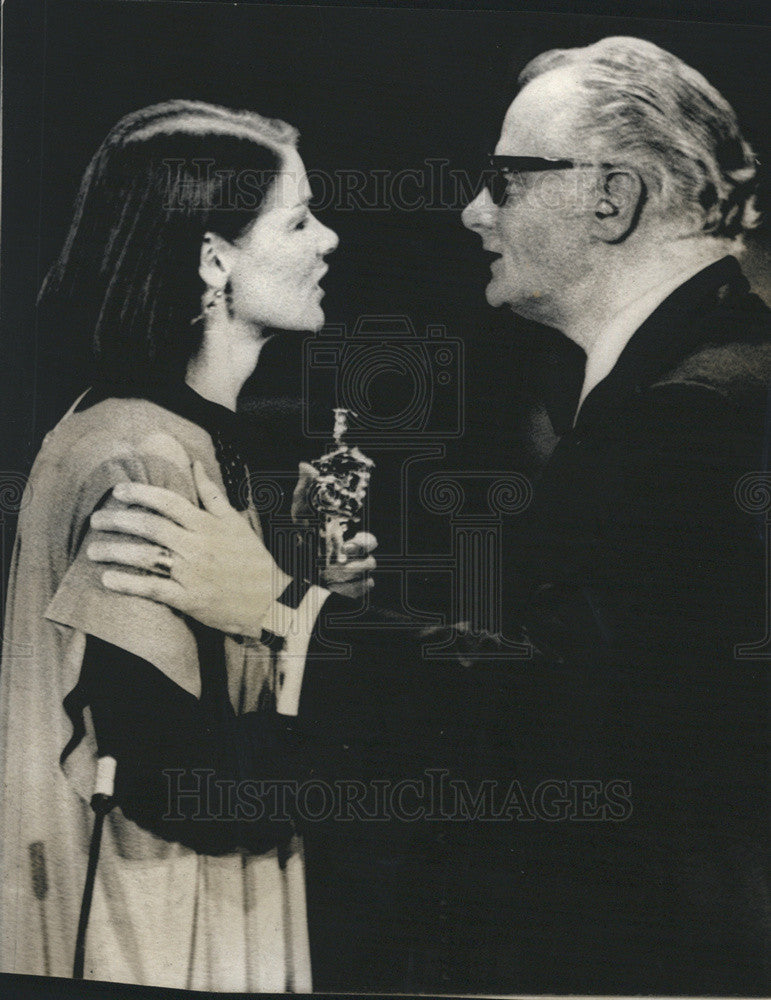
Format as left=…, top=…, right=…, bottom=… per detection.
left=486, top=154, right=596, bottom=206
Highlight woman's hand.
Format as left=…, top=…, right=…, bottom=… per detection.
left=87, top=461, right=289, bottom=637
left=290, top=461, right=320, bottom=527
left=291, top=461, right=378, bottom=598
left=321, top=532, right=378, bottom=599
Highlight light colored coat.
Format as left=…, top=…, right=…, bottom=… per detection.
left=0, top=396, right=311, bottom=990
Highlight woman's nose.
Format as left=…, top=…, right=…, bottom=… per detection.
left=461, top=188, right=496, bottom=232
left=318, top=221, right=339, bottom=256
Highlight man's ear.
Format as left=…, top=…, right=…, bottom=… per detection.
left=198, top=232, right=233, bottom=289
left=591, top=169, right=645, bottom=243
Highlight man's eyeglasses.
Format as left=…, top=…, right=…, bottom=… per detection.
left=485, top=154, right=596, bottom=206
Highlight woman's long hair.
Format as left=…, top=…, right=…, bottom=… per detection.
left=38, top=100, right=299, bottom=393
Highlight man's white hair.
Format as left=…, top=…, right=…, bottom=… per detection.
left=520, top=36, right=760, bottom=240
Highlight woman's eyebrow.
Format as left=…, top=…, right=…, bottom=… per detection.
left=286, top=202, right=310, bottom=220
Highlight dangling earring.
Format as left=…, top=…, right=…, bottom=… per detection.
left=224, top=280, right=234, bottom=319
left=190, top=287, right=224, bottom=326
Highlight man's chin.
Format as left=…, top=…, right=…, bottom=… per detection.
left=486, top=280, right=545, bottom=320
left=485, top=280, right=509, bottom=310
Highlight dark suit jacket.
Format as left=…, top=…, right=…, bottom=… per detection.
left=301, top=256, right=770, bottom=995
left=496, top=255, right=770, bottom=994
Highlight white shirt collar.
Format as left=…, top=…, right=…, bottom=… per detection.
left=574, top=262, right=716, bottom=423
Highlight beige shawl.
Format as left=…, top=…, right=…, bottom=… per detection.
left=0, top=397, right=311, bottom=990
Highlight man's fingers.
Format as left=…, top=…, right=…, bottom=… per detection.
left=110, top=481, right=204, bottom=529
left=90, top=507, right=186, bottom=551
left=101, top=570, right=187, bottom=609
left=192, top=460, right=235, bottom=518
left=87, top=539, right=171, bottom=573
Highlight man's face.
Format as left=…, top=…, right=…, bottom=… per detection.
left=462, top=67, right=596, bottom=324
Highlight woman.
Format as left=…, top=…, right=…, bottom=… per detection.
left=0, top=100, right=373, bottom=990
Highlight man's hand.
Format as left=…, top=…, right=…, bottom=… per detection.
left=87, top=461, right=288, bottom=637
left=418, top=622, right=505, bottom=667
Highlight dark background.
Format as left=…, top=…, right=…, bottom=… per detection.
left=0, top=5, right=768, bottom=995
left=2, top=0, right=769, bottom=620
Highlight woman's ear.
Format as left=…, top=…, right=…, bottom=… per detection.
left=198, top=232, right=232, bottom=289
left=590, top=168, right=645, bottom=243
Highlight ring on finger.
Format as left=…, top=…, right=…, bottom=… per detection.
left=152, top=546, right=174, bottom=578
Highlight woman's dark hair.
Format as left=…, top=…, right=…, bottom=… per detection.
left=38, top=100, right=299, bottom=390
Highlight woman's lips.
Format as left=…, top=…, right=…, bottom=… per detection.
left=311, top=266, right=329, bottom=294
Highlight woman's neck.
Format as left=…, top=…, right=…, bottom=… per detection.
left=185, top=320, right=272, bottom=411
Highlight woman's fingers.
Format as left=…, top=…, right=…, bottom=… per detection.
left=87, top=539, right=173, bottom=573
left=109, top=464, right=236, bottom=525
left=110, top=481, right=205, bottom=529
left=90, top=506, right=186, bottom=552
left=323, top=555, right=376, bottom=583
left=321, top=554, right=377, bottom=598
left=327, top=578, right=375, bottom=600
left=342, top=532, right=378, bottom=558
left=192, top=460, right=236, bottom=518
left=297, top=461, right=318, bottom=481
left=101, top=569, right=188, bottom=609
left=291, top=462, right=320, bottom=525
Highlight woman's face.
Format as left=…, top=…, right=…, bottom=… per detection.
left=226, top=147, right=339, bottom=332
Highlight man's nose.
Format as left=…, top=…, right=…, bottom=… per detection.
left=461, top=187, right=497, bottom=232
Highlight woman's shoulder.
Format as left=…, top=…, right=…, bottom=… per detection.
left=69, top=394, right=209, bottom=436
left=51, top=395, right=210, bottom=450
left=35, top=395, right=216, bottom=489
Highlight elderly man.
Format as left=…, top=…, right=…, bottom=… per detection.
left=84, top=36, right=767, bottom=993
left=461, top=36, right=769, bottom=993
